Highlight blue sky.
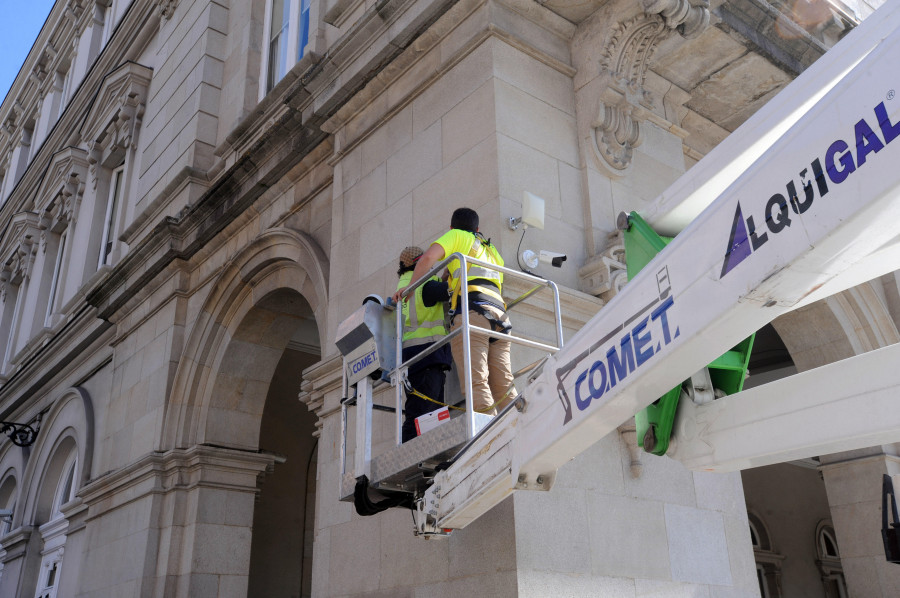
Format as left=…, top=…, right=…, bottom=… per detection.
left=0, top=1, right=57, bottom=103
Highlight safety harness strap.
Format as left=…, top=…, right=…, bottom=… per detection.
left=449, top=232, right=506, bottom=314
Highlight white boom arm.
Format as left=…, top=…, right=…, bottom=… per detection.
left=418, top=11, right=900, bottom=532
left=670, top=342, right=900, bottom=473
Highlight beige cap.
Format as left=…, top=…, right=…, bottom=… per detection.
left=399, top=246, right=424, bottom=268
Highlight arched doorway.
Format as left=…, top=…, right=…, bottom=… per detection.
left=157, top=228, right=328, bottom=596
left=162, top=228, right=330, bottom=596
left=245, top=290, right=320, bottom=597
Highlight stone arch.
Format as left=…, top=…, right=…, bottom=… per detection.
left=30, top=436, right=77, bottom=525
left=0, top=442, right=25, bottom=532
left=18, top=388, right=93, bottom=527
left=247, top=347, right=321, bottom=597
left=814, top=519, right=847, bottom=597
left=165, top=227, right=328, bottom=450
left=0, top=467, right=16, bottom=501
left=815, top=519, right=841, bottom=560
left=772, top=280, right=900, bottom=372
left=748, top=511, right=784, bottom=597
left=0, top=466, right=18, bottom=529
left=748, top=511, right=773, bottom=551
left=756, top=281, right=899, bottom=598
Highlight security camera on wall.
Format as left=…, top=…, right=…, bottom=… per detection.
left=538, top=250, right=567, bottom=268
left=509, top=191, right=566, bottom=270
left=521, top=249, right=567, bottom=269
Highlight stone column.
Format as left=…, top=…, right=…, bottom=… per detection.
left=819, top=450, right=900, bottom=597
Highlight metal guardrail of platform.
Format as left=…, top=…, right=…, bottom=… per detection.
left=337, top=251, right=564, bottom=501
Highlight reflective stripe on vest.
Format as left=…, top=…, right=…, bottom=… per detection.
left=447, top=236, right=503, bottom=287
left=398, top=271, right=447, bottom=346
left=447, top=232, right=505, bottom=312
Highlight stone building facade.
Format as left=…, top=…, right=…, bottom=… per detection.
left=0, top=0, right=896, bottom=596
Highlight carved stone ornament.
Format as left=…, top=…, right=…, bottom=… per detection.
left=578, top=232, right=627, bottom=301
left=2, top=117, right=15, bottom=137
left=158, top=0, right=179, bottom=21
left=0, top=270, right=8, bottom=304
left=65, top=0, right=86, bottom=22
left=36, top=148, right=90, bottom=227
left=643, top=0, right=710, bottom=39
left=0, top=213, right=42, bottom=295
left=591, top=0, right=709, bottom=176
left=30, top=61, right=49, bottom=87
left=13, top=238, right=38, bottom=283
left=81, top=62, right=152, bottom=185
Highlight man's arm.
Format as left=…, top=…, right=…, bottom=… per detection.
left=392, top=243, right=445, bottom=302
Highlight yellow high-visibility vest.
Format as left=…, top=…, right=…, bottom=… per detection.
left=398, top=271, right=448, bottom=347
left=433, top=230, right=505, bottom=312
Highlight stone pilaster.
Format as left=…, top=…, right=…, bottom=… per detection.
left=77, top=445, right=278, bottom=598
left=819, top=451, right=900, bottom=597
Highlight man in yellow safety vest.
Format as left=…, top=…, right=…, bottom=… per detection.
left=396, top=246, right=452, bottom=442
left=394, top=208, right=517, bottom=415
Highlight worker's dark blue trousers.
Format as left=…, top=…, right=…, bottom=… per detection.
left=402, top=365, right=447, bottom=442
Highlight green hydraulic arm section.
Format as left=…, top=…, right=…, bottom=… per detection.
left=621, top=212, right=755, bottom=456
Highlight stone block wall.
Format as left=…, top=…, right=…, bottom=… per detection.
left=820, top=454, right=900, bottom=597
left=4, top=0, right=895, bottom=596
left=513, top=415, right=757, bottom=597
left=137, top=0, right=229, bottom=209
left=306, top=0, right=765, bottom=595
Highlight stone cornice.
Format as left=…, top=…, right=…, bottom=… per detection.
left=34, top=147, right=90, bottom=226
left=84, top=117, right=325, bottom=319
left=0, top=3, right=70, bottom=145
left=299, top=354, right=343, bottom=436
left=321, top=0, right=576, bottom=160
left=0, top=525, right=33, bottom=562
left=217, top=0, right=460, bottom=163
left=80, top=61, right=153, bottom=168
left=0, top=212, right=42, bottom=288
left=61, top=497, right=89, bottom=535
left=118, top=165, right=208, bottom=246
left=0, top=303, right=112, bottom=422
left=714, top=0, right=828, bottom=77
left=0, top=1, right=113, bottom=156
left=215, top=53, right=316, bottom=161
left=0, top=0, right=162, bottom=237
left=37, top=513, right=70, bottom=542
left=79, top=444, right=278, bottom=518
left=504, top=277, right=604, bottom=334
left=86, top=0, right=465, bottom=322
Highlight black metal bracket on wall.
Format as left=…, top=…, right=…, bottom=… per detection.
left=0, top=413, right=41, bottom=447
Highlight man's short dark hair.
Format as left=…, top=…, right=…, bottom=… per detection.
left=451, top=208, right=479, bottom=233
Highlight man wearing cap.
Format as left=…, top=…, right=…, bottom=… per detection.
left=396, top=246, right=452, bottom=442
left=394, top=208, right=517, bottom=416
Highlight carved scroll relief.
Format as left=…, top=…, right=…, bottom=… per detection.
left=590, top=0, right=709, bottom=176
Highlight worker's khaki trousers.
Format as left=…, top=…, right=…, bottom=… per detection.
left=450, top=305, right=517, bottom=415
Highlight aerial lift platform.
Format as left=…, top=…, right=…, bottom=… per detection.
left=335, top=0, right=900, bottom=538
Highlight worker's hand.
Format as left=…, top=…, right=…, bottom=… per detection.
left=392, top=286, right=410, bottom=303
